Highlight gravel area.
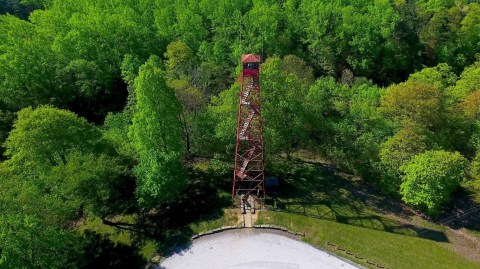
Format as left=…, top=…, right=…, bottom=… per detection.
left=159, top=229, right=362, bottom=269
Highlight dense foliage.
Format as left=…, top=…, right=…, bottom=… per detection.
left=1, top=0, right=480, bottom=267
left=400, top=150, right=468, bottom=215
left=129, top=56, right=185, bottom=207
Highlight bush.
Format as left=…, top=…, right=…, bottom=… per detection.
left=400, top=150, right=468, bottom=215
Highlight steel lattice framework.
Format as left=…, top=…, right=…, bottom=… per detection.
left=232, top=54, right=265, bottom=202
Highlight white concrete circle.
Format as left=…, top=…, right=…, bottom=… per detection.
left=159, top=229, right=361, bottom=269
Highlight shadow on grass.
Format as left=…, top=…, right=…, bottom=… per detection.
left=129, top=166, right=233, bottom=257
left=87, top=163, right=235, bottom=266
left=440, top=187, right=480, bottom=232
left=81, top=231, right=146, bottom=269
left=265, top=160, right=450, bottom=243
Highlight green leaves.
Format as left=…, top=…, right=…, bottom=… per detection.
left=409, top=63, right=457, bottom=90
left=205, top=83, right=239, bottom=157
left=400, top=150, right=468, bottom=215
left=471, top=150, right=480, bottom=182
left=164, top=40, right=196, bottom=82
left=299, top=0, right=401, bottom=80
left=1, top=0, right=480, bottom=265
left=0, top=15, right=58, bottom=109
left=243, top=0, right=285, bottom=56
left=419, top=3, right=480, bottom=72
left=0, top=106, right=129, bottom=268
left=2, top=106, right=126, bottom=215
left=129, top=55, right=185, bottom=207
left=380, top=122, right=429, bottom=173
left=0, top=211, right=82, bottom=269
left=447, top=61, right=480, bottom=105
left=4, top=106, right=103, bottom=173
left=380, top=80, right=442, bottom=128
left=261, top=55, right=313, bottom=158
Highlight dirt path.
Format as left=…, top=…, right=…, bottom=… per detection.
left=446, top=228, right=480, bottom=262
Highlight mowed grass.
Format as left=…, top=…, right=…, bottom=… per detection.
left=78, top=215, right=134, bottom=245
left=259, top=158, right=480, bottom=269
left=78, top=215, right=157, bottom=260
left=189, top=208, right=239, bottom=234
left=258, top=211, right=480, bottom=269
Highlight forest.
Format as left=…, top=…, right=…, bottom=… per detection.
left=1, top=0, right=480, bottom=268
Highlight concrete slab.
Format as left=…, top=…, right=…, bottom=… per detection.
left=244, top=211, right=252, bottom=228
left=159, top=229, right=362, bottom=269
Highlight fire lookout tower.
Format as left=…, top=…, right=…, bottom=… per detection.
left=232, top=54, right=265, bottom=205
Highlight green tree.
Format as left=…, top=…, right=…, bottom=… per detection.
left=243, top=0, right=287, bottom=57
left=417, top=0, right=455, bottom=13
left=470, top=147, right=480, bottom=182
left=195, top=0, right=246, bottom=95
left=0, top=0, right=36, bottom=19
left=163, top=41, right=208, bottom=154
left=446, top=61, right=480, bottom=105
left=47, top=152, right=128, bottom=216
left=261, top=55, right=313, bottom=158
left=420, top=3, right=480, bottom=71
left=443, top=62, right=480, bottom=152
left=129, top=56, right=185, bottom=207
left=103, top=111, right=136, bottom=159
left=304, top=77, right=351, bottom=162
left=4, top=106, right=103, bottom=173
left=3, top=106, right=128, bottom=214
left=347, top=82, right=392, bottom=175
left=380, top=122, right=430, bottom=172
left=0, top=106, right=128, bottom=268
left=471, top=150, right=480, bottom=181
left=459, top=4, right=480, bottom=67
left=121, top=54, right=143, bottom=89
left=203, top=83, right=239, bottom=158
left=25, top=0, right=160, bottom=119
left=0, top=174, right=83, bottom=269
left=379, top=122, right=429, bottom=193
left=400, top=150, right=468, bottom=215
left=461, top=91, right=480, bottom=121
left=0, top=154, right=128, bottom=268
left=168, top=79, right=207, bottom=155
left=164, top=40, right=196, bottom=82
left=409, top=63, right=457, bottom=90
left=380, top=80, right=442, bottom=128
left=56, top=59, right=108, bottom=118
left=304, top=78, right=339, bottom=142
left=155, top=0, right=207, bottom=51
left=299, top=0, right=402, bottom=82
left=309, top=79, right=392, bottom=177
left=0, top=15, right=58, bottom=109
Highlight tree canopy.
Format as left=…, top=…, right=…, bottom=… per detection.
left=129, top=56, right=185, bottom=207
left=400, top=150, right=468, bottom=215
left=2, top=0, right=480, bottom=266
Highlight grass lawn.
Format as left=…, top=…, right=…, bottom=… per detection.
left=78, top=215, right=157, bottom=260
left=257, top=157, right=480, bottom=269
left=258, top=210, right=480, bottom=269
left=189, top=208, right=239, bottom=234
left=78, top=215, right=134, bottom=245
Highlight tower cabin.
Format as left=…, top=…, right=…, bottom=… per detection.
left=242, top=54, right=261, bottom=78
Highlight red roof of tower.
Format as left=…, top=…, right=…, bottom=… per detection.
left=241, top=54, right=261, bottom=63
